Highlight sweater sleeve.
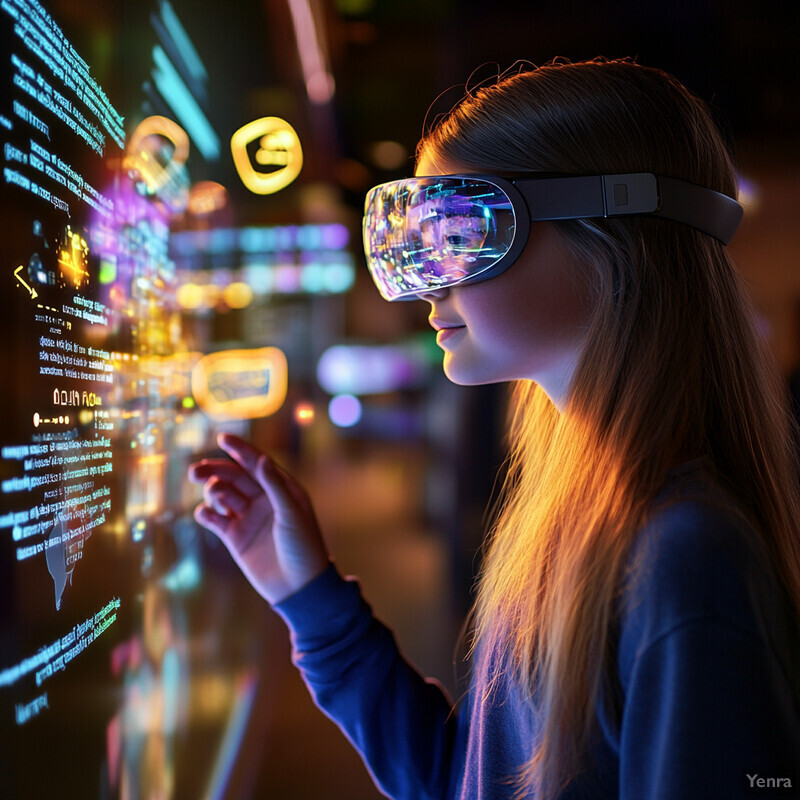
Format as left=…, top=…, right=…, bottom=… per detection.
left=272, top=564, right=462, bottom=800
left=619, top=617, right=800, bottom=800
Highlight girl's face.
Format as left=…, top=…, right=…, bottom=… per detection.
left=415, top=156, right=595, bottom=409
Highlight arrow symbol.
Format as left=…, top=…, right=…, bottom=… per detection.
left=13, top=264, right=38, bottom=299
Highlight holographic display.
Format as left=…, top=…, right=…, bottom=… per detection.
left=0, top=1, right=275, bottom=796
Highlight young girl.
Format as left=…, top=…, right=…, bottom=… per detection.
left=189, top=59, right=800, bottom=799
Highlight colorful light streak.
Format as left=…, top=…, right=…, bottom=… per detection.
left=204, top=671, right=259, bottom=800
left=287, top=0, right=335, bottom=104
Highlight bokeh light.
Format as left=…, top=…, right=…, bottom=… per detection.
left=328, top=394, right=362, bottom=427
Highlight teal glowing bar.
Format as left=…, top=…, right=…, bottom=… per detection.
left=159, top=0, right=207, bottom=84
left=152, top=45, right=220, bottom=160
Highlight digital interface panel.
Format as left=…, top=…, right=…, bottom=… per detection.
left=0, top=1, right=273, bottom=796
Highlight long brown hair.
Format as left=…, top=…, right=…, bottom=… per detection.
left=418, top=58, right=800, bottom=798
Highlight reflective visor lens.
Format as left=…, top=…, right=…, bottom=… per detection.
left=362, top=176, right=517, bottom=300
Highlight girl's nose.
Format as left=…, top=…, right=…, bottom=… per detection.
left=416, top=286, right=450, bottom=301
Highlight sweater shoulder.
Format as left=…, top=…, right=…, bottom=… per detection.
left=616, top=482, right=784, bottom=678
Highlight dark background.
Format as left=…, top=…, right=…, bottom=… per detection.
left=3, top=1, right=799, bottom=798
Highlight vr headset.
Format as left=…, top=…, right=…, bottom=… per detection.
left=362, top=173, right=743, bottom=301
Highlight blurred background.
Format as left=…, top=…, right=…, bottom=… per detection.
left=0, top=0, right=798, bottom=797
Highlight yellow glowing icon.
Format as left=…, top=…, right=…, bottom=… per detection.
left=124, top=115, right=190, bottom=193
left=13, top=264, right=38, bottom=299
left=191, top=347, right=288, bottom=419
left=230, top=117, right=303, bottom=195
left=58, top=226, right=90, bottom=289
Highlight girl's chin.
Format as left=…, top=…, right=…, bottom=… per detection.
left=442, top=355, right=507, bottom=387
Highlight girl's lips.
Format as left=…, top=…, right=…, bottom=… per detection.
left=436, top=326, right=466, bottom=344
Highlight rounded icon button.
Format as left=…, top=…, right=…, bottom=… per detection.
left=231, top=117, right=303, bottom=195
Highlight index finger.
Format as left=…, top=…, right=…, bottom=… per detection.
left=188, top=458, right=262, bottom=498
left=217, top=433, right=264, bottom=475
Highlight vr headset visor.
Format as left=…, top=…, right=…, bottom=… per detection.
left=362, top=173, right=743, bottom=301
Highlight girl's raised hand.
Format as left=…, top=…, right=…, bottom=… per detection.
left=188, top=433, right=330, bottom=605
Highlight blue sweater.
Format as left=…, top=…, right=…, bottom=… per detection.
left=273, top=469, right=800, bottom=799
